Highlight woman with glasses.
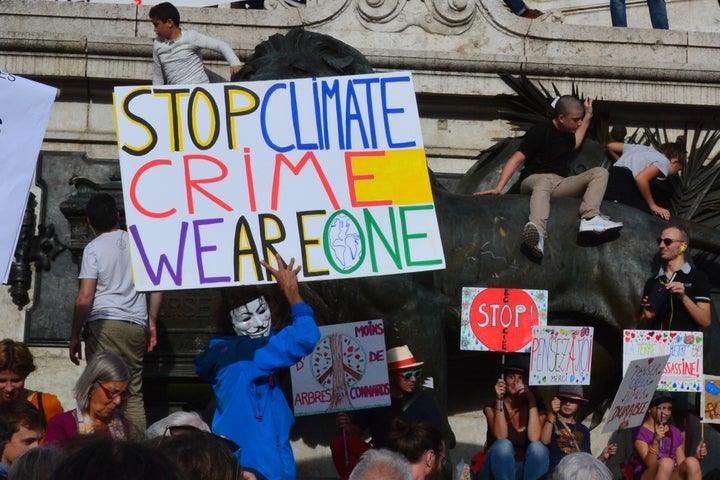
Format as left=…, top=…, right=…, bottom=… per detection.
left=541, top=385, right=616, bottom=470
left=44, top=351, right=131, bottom=445
left=478, top=354, right=549, bottom=480
left=387, top=417, right=447, bottom=480
left=0, top=339, right=63, bottom=430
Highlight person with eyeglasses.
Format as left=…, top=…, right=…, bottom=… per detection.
left=387, top=417, right=447, bottom=480
left=640, top=226, right=711, bottom=333
left=478, top=353, right=548, bottom=480
left=604, top=138, right=686, bottom=220
left=194, top=254, right=320, bottom=480
left=44, top=351, right=132, bottom=446
left=330, top=345, right=447, bottom=480
left=541, top=385, right=616, bottom=471
left=638, top=225, right=711, bottom=461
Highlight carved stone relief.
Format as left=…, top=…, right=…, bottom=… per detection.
left=356, top=0, right=477, bottom=33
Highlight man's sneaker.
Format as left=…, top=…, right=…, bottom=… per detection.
left=522, top=222, right=544, bottom=258
left=579, top=215, right=623, bottom=234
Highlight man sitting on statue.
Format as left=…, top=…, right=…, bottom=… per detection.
left=477, top=95, right=622, bottom=259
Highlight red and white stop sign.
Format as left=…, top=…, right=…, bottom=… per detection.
left=468, top=288, right=541, bottom=352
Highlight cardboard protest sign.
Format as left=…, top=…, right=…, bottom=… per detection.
left=623, top=330, right=703, bottom=392
left=113, top=72, right=445, bottom=291
left=701, top=374, right=720, bottom=423
left=290, top=319, right=390, bottom=416
left=460, top=287, right=547, bottom=353
left=529, top=326, right=593, bottom=385
left=0, top=73, right=57, bottom=283
left=603, top=355, right=669, bottom=433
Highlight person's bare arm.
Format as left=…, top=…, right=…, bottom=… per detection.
left=146, top=292, right=163, bottom=352
left=606, top=142, right=624, bottom=161
left=574, top=98, right=593, bottom=149
left=70, top=278, right=97, bottom=365
left=476, top=151, right=527, bottom=195
left=486, top=378, right=509, bottom=439
left=634, top=165, right=669, bottom=219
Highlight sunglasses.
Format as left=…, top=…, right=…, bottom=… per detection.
left=657, top=238, right=683, bottom=247
left=559, top=397, right=581, bottom=404
left=397, top=369, right=423, bottom=381
left=96, top=383, right=131, bottom=401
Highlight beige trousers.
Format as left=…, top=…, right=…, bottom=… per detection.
left=519, top=167, right=608, bottom=236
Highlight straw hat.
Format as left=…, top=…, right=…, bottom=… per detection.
left=387, top=345, right=424, bottom=370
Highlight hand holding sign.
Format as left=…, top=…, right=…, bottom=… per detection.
left=261, top=254, right=302, bottom=305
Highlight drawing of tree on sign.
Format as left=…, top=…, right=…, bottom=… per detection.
left=312, top=333, right=367, bottom=410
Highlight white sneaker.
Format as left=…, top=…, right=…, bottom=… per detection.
left=579, top=215, right=623, bottom=234
left=522, top=222, right=544, bottom=258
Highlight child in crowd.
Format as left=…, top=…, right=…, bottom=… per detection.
left=604, top=138, right=686, bottom=220
left=541, top=385, right=616, bottom=470
left=149, top=2, right=243, bottom=85
left=631, top=392, right=706, bottom=480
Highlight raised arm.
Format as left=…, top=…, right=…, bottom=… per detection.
left=574, top=98, right=593, bottom=149
left=485, top=378, right=509, bottom=439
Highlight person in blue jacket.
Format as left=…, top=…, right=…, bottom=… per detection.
left=195, top=254, right=320, bottom=480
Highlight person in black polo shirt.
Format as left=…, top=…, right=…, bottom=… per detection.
left=640, top=225, right=711, bottom=332
left=639, top=225, right=712, bottom=456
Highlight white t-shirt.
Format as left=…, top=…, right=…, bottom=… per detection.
left=152, top=29, right=242, bottom=85
left=79, top=229, right=147, bottom=325
left=615, top=143, right=670, bottom=179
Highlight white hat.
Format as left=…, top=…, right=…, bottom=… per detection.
left=387, top=345, right=424, bottom=370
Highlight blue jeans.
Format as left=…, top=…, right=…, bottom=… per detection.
left=478, top=439, right=549, bottom=480
left=503, top=0, right=530, bottom=15
left=610, top=0, right=668, bottom=29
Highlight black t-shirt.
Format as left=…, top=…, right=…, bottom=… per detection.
left=518, top=121, right=577, bottom=182
left=642, top=265, right=712, bottom=332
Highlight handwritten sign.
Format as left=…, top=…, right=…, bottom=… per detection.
left=623, top=330, right=703, bottom=392
left=113, top=72, right=445, bottom=291
left=529, top=326, right=593, bottom=385
left=460, top=287, right=547, bottom=352
left=603, top=355, right=669, bottom=433
left=0, top=73, right=56, bottom=283
left=290, top=319, right=390, bottom=416
left=701, top=374, right=720, bottom=423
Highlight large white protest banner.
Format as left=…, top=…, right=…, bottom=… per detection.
left=113, top=72, right=445, bottom=291
left=529, top=326, right=593, bottom=386
left=623, top=330, right=703, bottom=392
left=290, top=319, right=390, bottom=416
left=603, top=355, right=669, bottom=433
left=0, top=73, right=57, bottom=283
left=460, top=287, right=547, bottom=353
